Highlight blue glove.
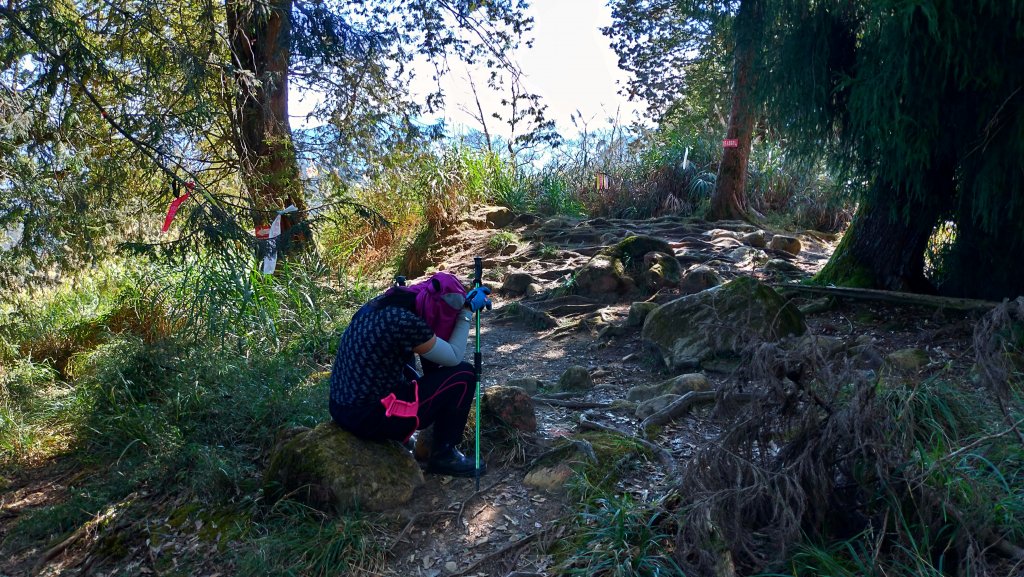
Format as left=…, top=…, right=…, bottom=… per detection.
left=465, top=286, right=492, bottom=312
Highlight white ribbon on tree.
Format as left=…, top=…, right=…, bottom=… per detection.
left=262, top=205, right=298, bottom=275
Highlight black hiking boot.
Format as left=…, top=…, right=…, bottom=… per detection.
left=425, top=444, right=485, bottom=477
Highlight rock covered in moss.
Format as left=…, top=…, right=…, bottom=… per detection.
left=482, top=385, right=537, bottom=433
left=573, top=252, right=633, bottom=296
left=642, top=251, right=682, bottom=290
left=627, top=301, right=659, bottom=327
left=573, top=235, right=674, bottom=297
left=636, top=393, right=685, bottom=420
left=264, top=422, right=423, bottom=513
left=555, top=365, right=594, bottom=392
left=642, top=276, right=807, bottom=370
left=524, top=462, right=575, bottom=493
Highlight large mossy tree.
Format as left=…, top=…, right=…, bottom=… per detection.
left=762, top=0, right=1024, bottom=299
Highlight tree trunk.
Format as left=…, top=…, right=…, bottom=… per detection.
left=816, top=180, right=945, bottom=293
left=225, top=0, right=305, bottom=236
left=940, top=204, right=1024, bottom=300
left=709, top=0, right=762, bottom=222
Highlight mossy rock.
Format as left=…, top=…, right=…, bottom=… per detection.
left=602, top=235, right=674, bottom=273
left=264, top=422, right=423, bottom=513
left=884, top=348, right=930, bottom=372
left=574, top=253, right=634, bottom=296
left=555, top=365, right=594, bottom=392
left=574, top=235, right=674, bottom=298
left=642, top=276, right=807, bottom=370
left=524, top=431, right=646, bottom=493
left=627, top=301, right=659, bottom=327
left=642, top=251, right=682, bottom=291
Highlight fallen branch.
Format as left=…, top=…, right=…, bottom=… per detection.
left=532, top=397, right=612, bottom=410
left=578, top=415, right=677, bottom=476
left=773, top=284, right=997, bottom=311
left=639, top=390, right=719, bottom=434
left=451, top=529, right=547, bottom=577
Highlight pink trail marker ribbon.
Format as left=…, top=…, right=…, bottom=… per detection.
left=161, top=191, right=192, bottom=233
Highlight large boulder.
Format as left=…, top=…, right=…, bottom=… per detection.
left=642, top=276, right=807, bottom=370
left=264, top=422, right=424, bottom=512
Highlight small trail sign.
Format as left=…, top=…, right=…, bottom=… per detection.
left=722, top=139, right=739, bottom=148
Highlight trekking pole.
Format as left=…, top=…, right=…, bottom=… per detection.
left=473, top=256, right=483, bottom=491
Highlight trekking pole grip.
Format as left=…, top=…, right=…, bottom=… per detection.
left=473, top=256, right=482, bottom=288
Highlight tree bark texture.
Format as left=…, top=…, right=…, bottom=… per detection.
left=816, top=180, right=947, bottom=293
left=226, top=0, right=304, bottom=231
left=709, top=0, right=763, bottom=222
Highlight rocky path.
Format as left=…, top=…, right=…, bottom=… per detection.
left=381, top=209, right=850, bottom=576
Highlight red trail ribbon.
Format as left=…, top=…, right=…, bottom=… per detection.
left=161, top=191, right=191, bottom=233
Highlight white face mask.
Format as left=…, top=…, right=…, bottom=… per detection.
left=441, top=293, right=466, bottom=310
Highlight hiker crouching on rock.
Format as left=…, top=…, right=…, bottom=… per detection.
left=328, top=272, right=492, bottom=477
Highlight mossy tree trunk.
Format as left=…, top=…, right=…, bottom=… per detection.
left=226, top=0, right=307, bottom=247
left=816, top=179, right=948, bottom=293
left=709, top=0, right=762, bottom=222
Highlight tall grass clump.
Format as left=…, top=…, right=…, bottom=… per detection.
left=236, top=501, right=387, bottom=576
left=746, top=141, right=854, bottom=232
left=555, top=483, right=683, bottom=577
left=0, top=251, right=344, bottom=493
left=318, top=145, right=525, bottom=275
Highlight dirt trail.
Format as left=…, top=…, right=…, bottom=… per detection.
left=381, top=209, right=983, bottom=577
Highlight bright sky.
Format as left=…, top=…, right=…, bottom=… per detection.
left=290, top=0, right=646, bottom=138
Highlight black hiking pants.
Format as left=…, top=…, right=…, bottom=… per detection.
left=329, top=361, right=475, bottom=448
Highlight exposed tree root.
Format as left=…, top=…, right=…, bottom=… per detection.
left=532, top=397, right=613, bottom=409
left=640, top=391, right=719, bottom=435
left=774, top=284, right=998, bottom=311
